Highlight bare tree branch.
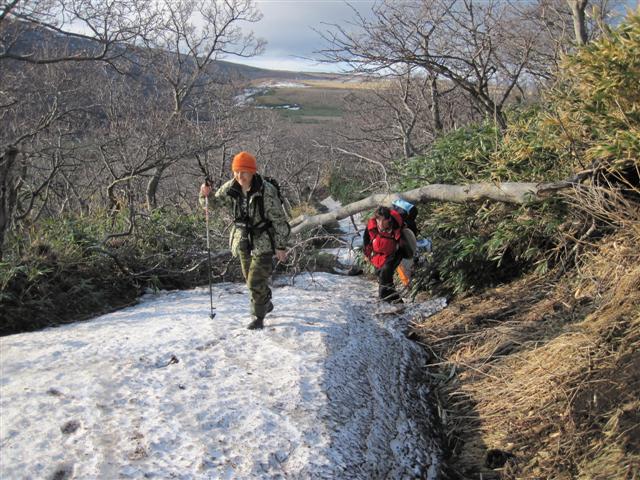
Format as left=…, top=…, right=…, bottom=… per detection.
left=290, top=179, right=577, bottom=234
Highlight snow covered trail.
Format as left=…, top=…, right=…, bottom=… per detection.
left=0, top=273, right=443, bottom=479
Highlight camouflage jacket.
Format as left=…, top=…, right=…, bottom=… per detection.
left=201, top=175, right=290, bottom=257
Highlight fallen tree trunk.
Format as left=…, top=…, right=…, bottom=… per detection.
left=290, top=180, right=573, bottom=235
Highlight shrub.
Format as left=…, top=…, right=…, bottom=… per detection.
left=399, top=120, right=568, bottom=295
left=548, top=15, right=640, bottom=175
left=402, top=122, right=498, bottom=188
left=326, top=168, right=369, bottom=205
left=0, top=207, right=228, bottom=335
left=399, top=14, right=640, bottom=297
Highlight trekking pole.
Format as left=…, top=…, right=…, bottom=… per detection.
left=204, top=194, right=216, bottom=319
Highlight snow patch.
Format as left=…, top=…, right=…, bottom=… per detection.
left=1, top=274, right=444, bottom=479
left=319, top=196, right=364, bottom=267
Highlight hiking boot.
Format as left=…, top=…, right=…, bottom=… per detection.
left=247, top=301, right=273, bottom=330
left=247, top=316, right=264, bottom=330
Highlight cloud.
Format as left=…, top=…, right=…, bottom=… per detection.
left=239, top=0, right=376, bottom=70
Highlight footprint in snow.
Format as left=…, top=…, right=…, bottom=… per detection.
left=60, top=420, right=80, bottom=434
left=196, top=340, right=219, bottom=351
left=50, top=463, right=73, bottom=480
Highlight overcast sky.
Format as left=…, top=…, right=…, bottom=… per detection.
left=233, top=0, right=640, bottom=73
left=231, top=0, right=377, bottom=72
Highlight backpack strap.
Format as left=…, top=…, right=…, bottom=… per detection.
left=254, top=191, right=275, bottom=252
left=259, top=178, right=291, bottom=250
left=232, top=176, right=289, bottom=253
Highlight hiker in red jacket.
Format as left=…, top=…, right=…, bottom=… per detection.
left=363, top=206, right=409, bottom=303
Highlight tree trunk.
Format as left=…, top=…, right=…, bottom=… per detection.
left=568, top=0, right=589, bottom=45
left=492, top=103, right=508, bottom=131
left=401, top=125, right=414, bottom=160
left=0, top=147, right=19, bottom=260
left=146, top=165, right=166, bottom=211
left=290, top=180, right=573, bottom=235
left=430, top=76, right=443, bottom=134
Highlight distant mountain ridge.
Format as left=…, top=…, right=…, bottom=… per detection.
left=2, top=19, right=341, bottom=83
left=206, top=58, right=341, bottom=82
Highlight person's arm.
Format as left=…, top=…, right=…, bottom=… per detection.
left=199, top=179, right=233, bottom=210
left=363, top=227, right=373, bottom=260
left=274, top=248, right=287, bottom=263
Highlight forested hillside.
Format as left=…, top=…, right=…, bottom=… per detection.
left=1, top=0, right=638, bottom=478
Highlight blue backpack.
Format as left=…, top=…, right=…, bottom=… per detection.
left=392, top=199, right=418, bottom=237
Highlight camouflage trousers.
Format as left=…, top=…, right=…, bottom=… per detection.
left=238, top=247, right=274, bottom=319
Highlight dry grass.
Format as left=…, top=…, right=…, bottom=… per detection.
left=251, top=85, right=351, bottom=123
left=415, top=226, right=640, bottom=479
left=301, top=78, right=393, bottom=90
left=289, top=202, right=318, bottom=219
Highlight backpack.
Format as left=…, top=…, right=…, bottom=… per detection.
left=400, top=227, right=417, bottom=259
left=256, top=175, right=289, bottom=223
left=392, top=199, right=418, bottom=237
left=255, top=175, right=291, bottom=250
left=261, top=176, right=286, bottom=212
left=230, top=174, right=290, bottom=252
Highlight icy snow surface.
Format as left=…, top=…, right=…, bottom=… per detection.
left=319, top=197, right=364, bottom=268
left=0, top=274, right=444, bottom=479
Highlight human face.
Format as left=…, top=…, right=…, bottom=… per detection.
left=233, top=170, right=254, bottom=191
left=376, top=216, right=392, bottom=231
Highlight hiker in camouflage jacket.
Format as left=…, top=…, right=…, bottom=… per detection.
left=200, top=151, right=290, bottom=330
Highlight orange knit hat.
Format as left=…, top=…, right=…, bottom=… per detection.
left=231, top=151, right=257, bottom=173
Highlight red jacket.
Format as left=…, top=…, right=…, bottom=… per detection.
left=364, top=210, right=404, bottom=269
